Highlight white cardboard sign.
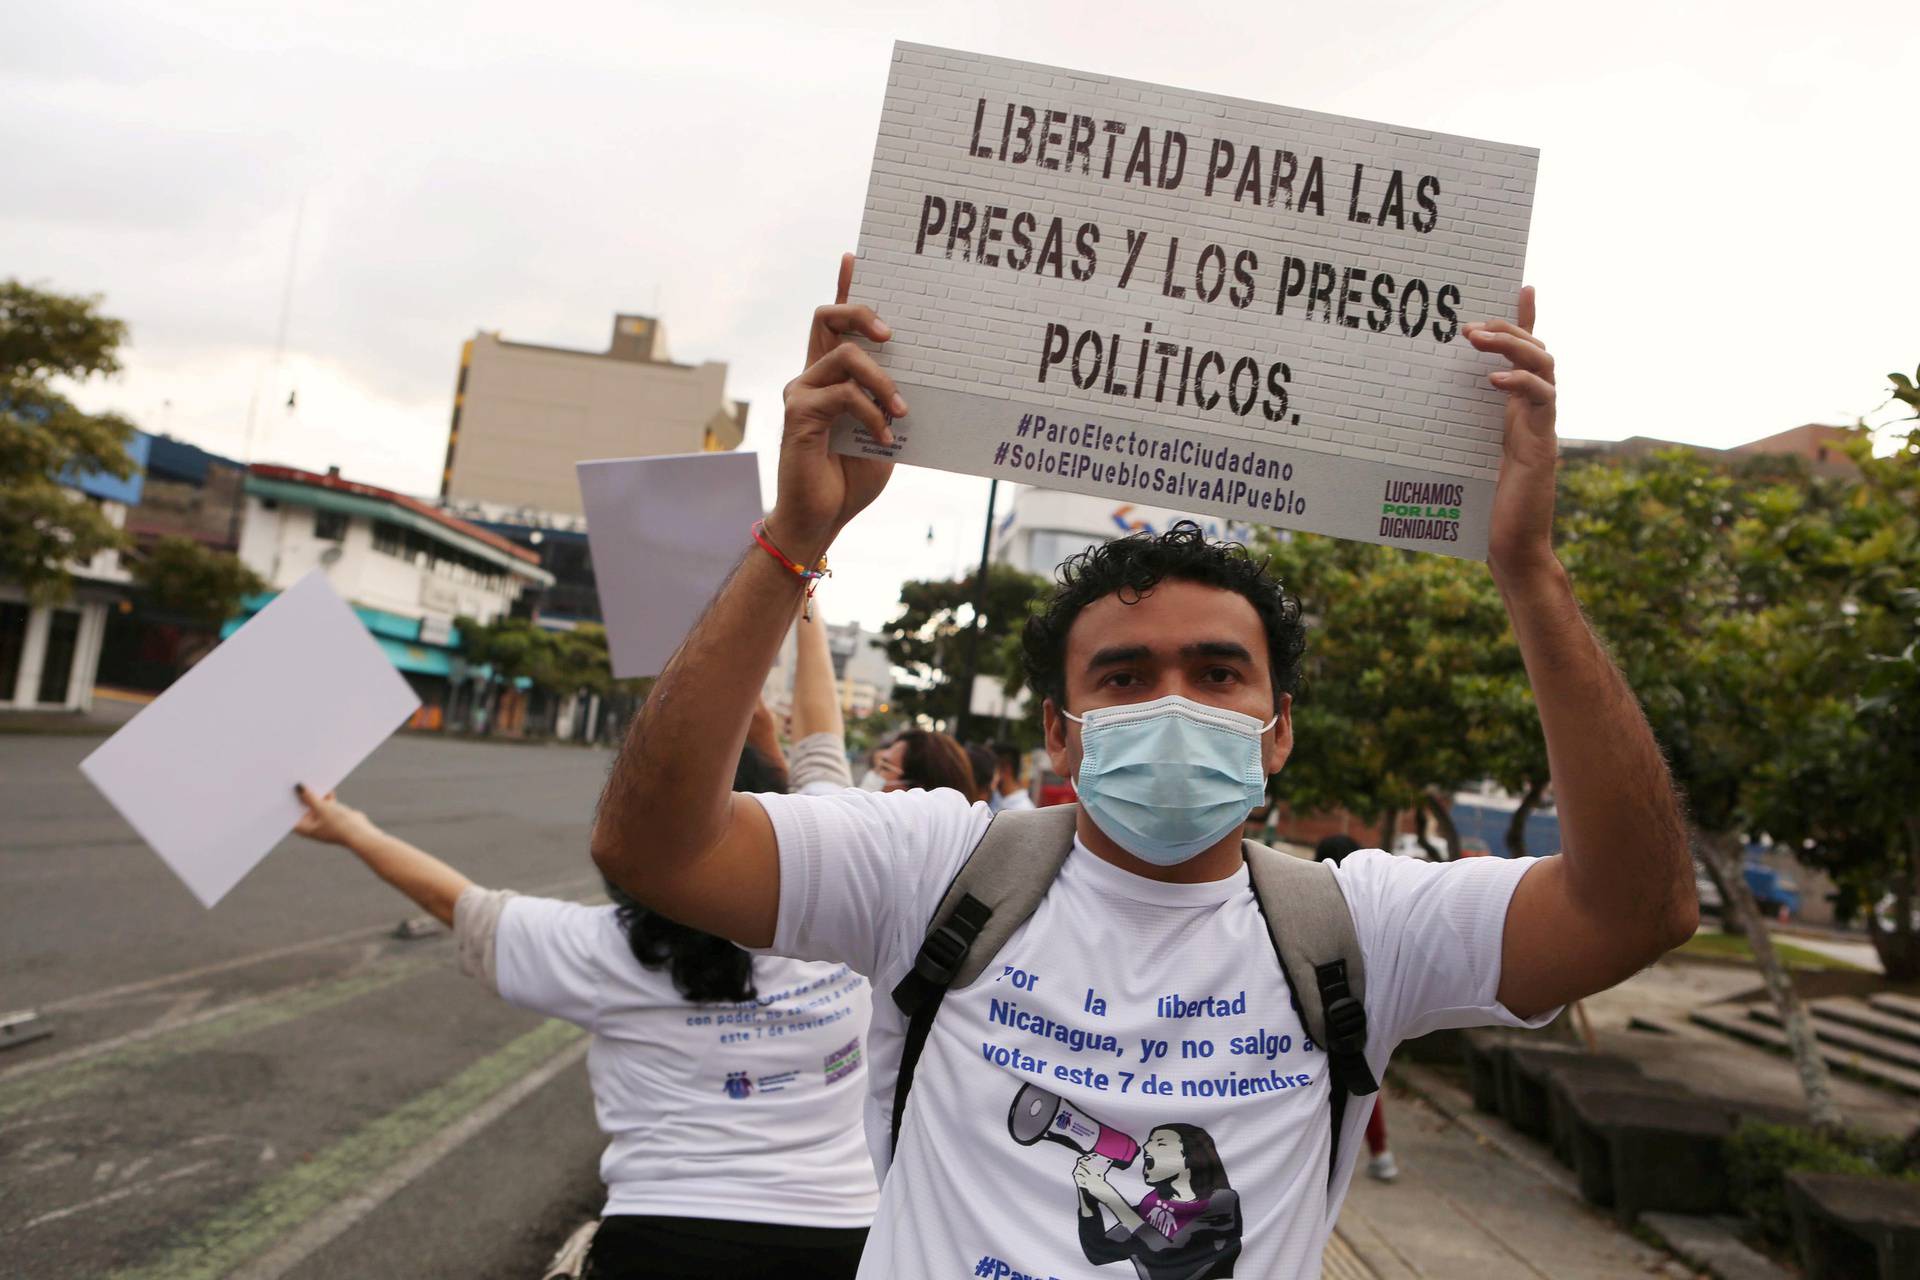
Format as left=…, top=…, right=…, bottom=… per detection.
left=79, top=571, right=420, bottom=908
left=576, top=451, right=766, bottom=679
left=840, top=43, right=1538, bottom=559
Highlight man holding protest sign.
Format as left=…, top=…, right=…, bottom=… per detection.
left=591, top=230, right=1694, bottom=1274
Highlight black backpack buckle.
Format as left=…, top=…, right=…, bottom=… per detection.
left=1323, top=993, right=1368, bottom=1057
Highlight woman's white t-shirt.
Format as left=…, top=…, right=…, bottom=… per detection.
left=484, top=895, right=879, bottom=1227
left=750, top=786, right=1556, bottom=1278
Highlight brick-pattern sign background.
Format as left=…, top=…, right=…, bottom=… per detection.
left=839, top=43, right=1537, bottom=559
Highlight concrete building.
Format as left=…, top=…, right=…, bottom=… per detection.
left=233, top=464, right=553, bottom=725
left=0, top=437, right=145, bottom=713
left=440, top=314, right=748, bottom=515
left=438, top=498, right=600, bottom=629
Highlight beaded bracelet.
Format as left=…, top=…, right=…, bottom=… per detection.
left=751, top=519, right=831, bottom=618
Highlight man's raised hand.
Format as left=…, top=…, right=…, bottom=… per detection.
left=770, top=252, right=907, bottom=555
left=1465, top=286, right=1558, bottom=575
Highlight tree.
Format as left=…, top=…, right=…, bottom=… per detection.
left=0, top=281, right=140, bottom=602
left=130, top=535, right=265, bottom=626
left=1261, top=530, right=1531, bottom=858
left=1557, top=447, right=1846, bottom=1131
left=881, top=563, right=1049, bottom=729
left=1733, top=422, right=1920, bottom=979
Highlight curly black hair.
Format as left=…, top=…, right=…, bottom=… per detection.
left=1019, top=521, right=1306, bottom=712
left=603, top=744, right=788, bottom=1004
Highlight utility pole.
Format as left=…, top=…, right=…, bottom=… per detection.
left=954, top=479, right=999, bottom=741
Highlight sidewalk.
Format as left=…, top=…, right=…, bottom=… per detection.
left=1326, top=1081, right=1686, bottom=1280
left=0, top=686, right=144, bottom=735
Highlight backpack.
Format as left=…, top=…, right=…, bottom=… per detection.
left=889, top=804, right=1379, bottom=1184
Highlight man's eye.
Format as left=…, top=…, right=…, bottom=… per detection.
left=1101, top=672, right=1139, bottom=688
left=1203, top=667, right=1239, bottom=683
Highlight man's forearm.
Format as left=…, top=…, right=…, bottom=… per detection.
left=591, top=530, right=817, bottom=889
left=1496, top=556, right=1693, bottom=942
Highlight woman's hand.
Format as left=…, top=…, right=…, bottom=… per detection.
left=293, top=783, right=376, bottom=848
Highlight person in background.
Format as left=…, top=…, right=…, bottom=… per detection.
left=1315, top=832, right=1398, bottom=1182
left=290, top=746, right=877, bottom=1279
left=965, top=743, right=997, bottom=805
left=787, top=606, right=854, bottom=795
left=988, top=741, right=1036, bottom=813
left=870, top=728, right=983, bottom=802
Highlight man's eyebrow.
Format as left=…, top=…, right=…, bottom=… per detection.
left=1083, top=640, right=1254, bottom=669
left=1086, top=644, right=1152, bottom=669
left=1183, top=641, right=1254, bottom=662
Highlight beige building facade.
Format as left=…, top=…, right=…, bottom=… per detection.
left=441, top=314, right=747, bottom=514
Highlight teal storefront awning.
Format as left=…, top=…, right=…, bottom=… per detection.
left=221, top=592, right=462, bottom=681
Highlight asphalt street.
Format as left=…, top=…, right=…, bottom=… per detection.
left=0, top=732, right=620, bottom=1278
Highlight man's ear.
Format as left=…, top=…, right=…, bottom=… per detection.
left=1043, top=697, right=1075, bottom=780
left=1262, top=693, right=1294, bottom=776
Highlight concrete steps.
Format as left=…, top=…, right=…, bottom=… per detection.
left=1687, top=1004, right=1920, bottom=1098
left=1813, top=997, right=1920, bottom=1050
left=1867, top=991, right=1920, bottom=1024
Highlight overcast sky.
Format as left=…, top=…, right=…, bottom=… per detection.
left=10, top=1, right=1916, bottom=629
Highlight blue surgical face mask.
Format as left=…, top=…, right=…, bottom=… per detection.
left=1064, top=694, right=1276, bottom=866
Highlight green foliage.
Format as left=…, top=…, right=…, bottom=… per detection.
left=455, top=615, right=634, bottom=699
left=1727, top=1120, right=1915, bottom=1243
left=881, top=562, right=1050, bottom=729
left=1257, top=530, right=1541, bottom=848
left=0, top=280, right=140, bottom=602
left=131, top=536, right=265, bottom=625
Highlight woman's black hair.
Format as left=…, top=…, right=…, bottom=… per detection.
left=603, top=744, right=787, bottom=1004
left=891, top=728, right=983, bottom=802
left=1147, top=1123, right=1233, bottom=1198
left=1020, top=521, right=1306, bottom=712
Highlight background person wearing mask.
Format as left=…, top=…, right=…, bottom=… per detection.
left=290, top=744, right=876, bottom=1280
left=870, top=728, right=983, bottom=802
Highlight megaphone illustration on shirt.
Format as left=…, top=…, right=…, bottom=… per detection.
left=1007, top=1082, right=1139, bottom=1168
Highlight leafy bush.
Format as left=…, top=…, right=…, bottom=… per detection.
left=1727, top=1121, right=1914, bottom=1243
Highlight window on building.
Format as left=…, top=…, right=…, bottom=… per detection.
left=37, top=609, right=81, bottom=706
left=372, top=520, right=408, bottom=557
left=0, top=602, right=28, bottom=702
left=314, top=509, right=348, bottom=541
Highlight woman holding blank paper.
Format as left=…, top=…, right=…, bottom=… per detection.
left=290, top=737, right=875, bottom=1279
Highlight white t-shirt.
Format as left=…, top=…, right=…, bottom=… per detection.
left=491, top=896, right=879, bottom=1227
left=752, top=787, right=1553, bottom=1278
left=989, top=788, right=1037, bottom=813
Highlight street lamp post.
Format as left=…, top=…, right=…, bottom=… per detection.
left=954, top=479, right=999, bottom=741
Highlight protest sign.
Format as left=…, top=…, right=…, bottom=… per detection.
left=577, top=451, right=766, bottom=678
left=78, top=571, right=419, bottom=908
left=841, top=44, right=1538, bottom=558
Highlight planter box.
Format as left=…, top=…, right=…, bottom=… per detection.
left=1786, top=1171, right=1920, bottom=1280
left=1544, top=1059, right=1652, bottom=1166
left=1566, top=1088, right=1734, bottom=1219
left=1500, top=1046, right=1628, bottom=1140
left=1462, top=1029, right=1516, bottom=1114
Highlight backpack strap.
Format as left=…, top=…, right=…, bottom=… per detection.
left=889, top=804, right=1079, bottom=1156
left=1243, top=840, right=1378, bottom=1185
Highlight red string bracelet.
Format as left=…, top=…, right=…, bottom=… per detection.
left=752, top=519, right=830, bottom=618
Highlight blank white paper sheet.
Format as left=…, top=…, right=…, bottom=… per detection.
left=577, top=451, right=766, bottom=679
left=79, top=570, right=420, bottom=908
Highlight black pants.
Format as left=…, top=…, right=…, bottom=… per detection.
left=583, top=1215, right=869, bottom=1279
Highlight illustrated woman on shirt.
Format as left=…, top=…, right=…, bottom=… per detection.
left=289, top=733, right=876, bottom=1280
left=1074, top=1124, right=1243, bottom=1279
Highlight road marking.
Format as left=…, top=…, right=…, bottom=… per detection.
left=111, top=1020, right=587, bottom=1280
left=0, top=957, right=439, bottom=1120
left=35, top=873, right=601, bottom=1015
left=16, top=1160, right=221, bottom=1233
